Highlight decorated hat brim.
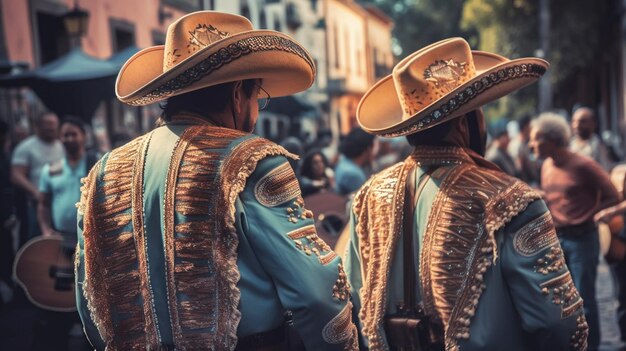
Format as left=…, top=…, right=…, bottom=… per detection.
left=357, top=53, right=549, bottom=137
left=116, top=30, right=316, bottom=106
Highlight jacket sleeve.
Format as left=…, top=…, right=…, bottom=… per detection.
left=237, top=155, right=358, bottom=351
left=75, top=162, right=106, bottom=351
left=500, top=199, right=588, bottom=351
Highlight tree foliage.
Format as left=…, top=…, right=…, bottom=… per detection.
left=358, top=0, right=609, bottom=120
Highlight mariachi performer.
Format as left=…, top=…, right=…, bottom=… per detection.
left=344, top=38, right=588, bottom=351
left=75, top=11, right=357, bottom=351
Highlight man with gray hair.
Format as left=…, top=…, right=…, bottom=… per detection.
left=530, top=112, right=620, bottom=351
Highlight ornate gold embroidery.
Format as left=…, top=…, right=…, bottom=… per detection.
left=187, top=24, right=229, bottom=53
left=81, top=136, right=154, bottom=349
left=424, top=59, right=467, bottom=92
left=422, top=165, right=540, bottom=350
left=285, top=197, right=313, bottom=224
left=354, top=147, right=540, bottom=351
left=322, top=302, right=359, bottom=350
left=534, top=246, right=566, bottom=275
left=570, top=314, right=589, bottom=350
left=287, top=225, right=337, bottom=265
left=332, top=264, right=351, bottom=301
left=513, top=212, right=559, bottom=256
left=254, top=161, right=301, bottom=207
left=353, top=161, right=409, bottom=349
left=221, top=136, right=297, bottom=347
left=540, top=272, right=583, bottom=319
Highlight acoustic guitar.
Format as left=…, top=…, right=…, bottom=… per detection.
left=12, top=235, right=77, bottom=312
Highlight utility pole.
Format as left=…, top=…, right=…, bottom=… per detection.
left=538, top=0, right=552, bottom=112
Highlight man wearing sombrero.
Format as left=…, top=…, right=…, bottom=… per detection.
left=74, top=11, right=357, bottom=350
left=344, top=38, right=588, bottom=350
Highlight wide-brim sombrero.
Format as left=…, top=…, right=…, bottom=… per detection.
left=116, top=11, right=315, bottom=106
left=357, top=38, right=549, bottom=137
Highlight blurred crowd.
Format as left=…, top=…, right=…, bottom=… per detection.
left=1, top=102, right=626, bottom=349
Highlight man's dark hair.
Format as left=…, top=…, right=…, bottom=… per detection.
left=60, top=116, right=87, bottom=135
left=340, top=127, right=375, bottom=159
left=161, top=79, right=257, bottom=121
left=518, top=114, right=532, bottom=130
left=406, top=119, right=456, bottom=147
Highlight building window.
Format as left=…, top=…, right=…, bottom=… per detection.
left=110, top=19, right=135, bottom=53
left=260, top=9, right=267, bottom=29
left=163, top=0, right=202, bottom=12
left=36, top=11, right=71, bottom=65
left=274, top=17, right=281, bottom=31
left=241, top=1, right=251, bottom=20
left=152, top=30, right=166, bottom=45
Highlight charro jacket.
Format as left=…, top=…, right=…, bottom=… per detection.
left=344, top=146, right=588, bottom=351
left=75, top=116, right=358, bottom=350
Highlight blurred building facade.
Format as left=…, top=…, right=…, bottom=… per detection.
left=0, top=0, right=394, bottom=150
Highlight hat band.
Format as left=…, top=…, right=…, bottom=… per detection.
left=381, top=63, right=546, bottom=137
left=127, top=35, right=314, bottom=106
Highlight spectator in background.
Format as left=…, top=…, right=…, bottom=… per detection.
left=530, top=112, right=620, bottom=351
left=299, top=149, right=334, bottom=197
left=10, top=111, right=64, bottom=240
left=335, top=127, right=375, bottom=195
left=280, top=136, right=303, bottom=173
left=570, top=106, right=611, bottom=170
left=35, top=116, right=90, bottom=351
left=37, top=117, right=90, bottom=239
left=486, top=121, right=519, bottom=177
left=508, top=115, right=541, bottom=186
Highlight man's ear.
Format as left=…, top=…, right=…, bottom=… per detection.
left=231, top=80, right=244, bottom=116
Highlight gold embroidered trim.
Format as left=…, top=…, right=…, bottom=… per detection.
left=513, top=212, right=559, bottom=256
left=285, top=197, right=313, bottom=224
left=81, top=136, right=150, bottom=349
left=353, top=161, right=410, bottom=350
left=254, top=161, right=301, bottom=207
left=287, top=225, right=337, bottom=265
left=131, top=132, right=161, bottom=347
left=220, top=135, right=297, bottom=348
left=570, top=314, right=589, bottom=350
left=322, top=301, right=359, bottom=349
left=534, top=246, right=566, bottom=275
left=332, top=263, right=351, bottom=301
left=422, top=165, right=540, bottom=350
left=163, top=127, right=194, bottom=349
left=540, top=271, right=583, bottom=319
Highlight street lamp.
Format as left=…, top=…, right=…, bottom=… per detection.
left=63, top=4, right=89, bottom=47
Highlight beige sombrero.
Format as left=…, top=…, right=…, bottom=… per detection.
left=357, top=38, right=549, bottom=137
left=116, top=11, right=315, bottom=106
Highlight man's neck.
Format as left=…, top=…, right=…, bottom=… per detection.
left=67, top=149, right=85, bottom=165
left=550, top=147, right=571, bottom=167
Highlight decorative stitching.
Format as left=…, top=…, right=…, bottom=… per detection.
left=513, top=212, right=559, bottom=256
left=534, top=246, right=566, bottom=275
left=332, top=263, right=351, bottom=302
left=322, top=301, right=358, bottom=348
left=254, top=161, right=301, bottom=207
left=380, top=63, right=547, bottom=137
left=128, top=35, right=315, bottom=106
left=570, top=314, right=589, bottom=350
left=540, top=271, right=583, bottom=319
left=287, top=225, right=337, bottom=265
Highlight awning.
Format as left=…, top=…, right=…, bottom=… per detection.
left=0, top=47, right=138, bottom=119
left=266, top=94, right=317, bottom=117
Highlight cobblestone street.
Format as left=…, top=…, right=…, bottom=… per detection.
left=598, top=259, right=626, bottom=351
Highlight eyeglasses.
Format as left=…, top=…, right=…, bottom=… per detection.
left=257, top=84, right=271, bottom=111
